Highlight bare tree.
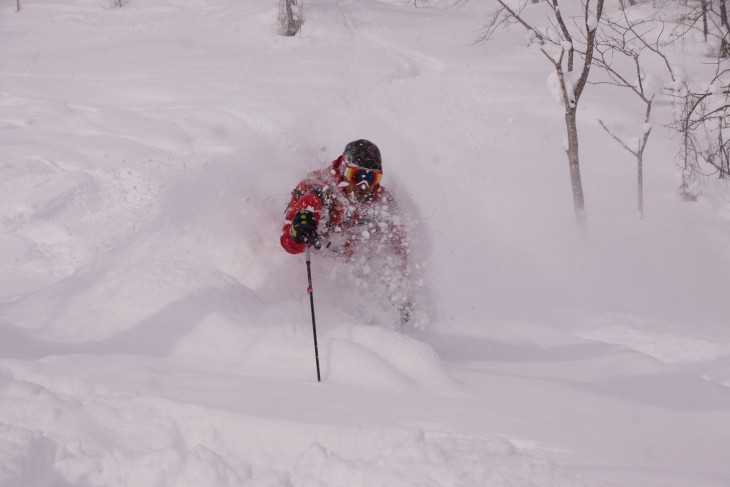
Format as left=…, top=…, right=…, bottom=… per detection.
left=663, top=0, right=730, bottom=197
left=670, top=61, right=730, bottom=198
left=592, top=12, right=677, bottom=218
left=477, top=0, right=545, bottom=44
left=670, top=0, right=730, bottom=56
left=481, top=0, right=605, bottom=223
left=278, top=0, right=302, bottom=37
left=480, top=0, right=729, bottom=204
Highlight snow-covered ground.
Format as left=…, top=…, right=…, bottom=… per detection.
left=1, top=0, right=729, bottom=486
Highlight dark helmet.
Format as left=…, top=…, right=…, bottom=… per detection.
left=343, top=139, right=382, bottom=171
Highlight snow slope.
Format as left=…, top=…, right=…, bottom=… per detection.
left=1, top=0, right=729, bottom=486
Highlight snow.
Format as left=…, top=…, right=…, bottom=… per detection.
left=1, top=0, right=730, bottom=486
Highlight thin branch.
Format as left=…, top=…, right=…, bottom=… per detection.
left=490, top=0, right=545, bottom=43
left=548, top=0, right=575, bottom=70
left=598, top=119, right=638, bottom=155
left=573, top=0, right=604, bottom=100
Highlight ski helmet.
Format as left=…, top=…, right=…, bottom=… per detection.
left=343, top=139, right=382, bottom=171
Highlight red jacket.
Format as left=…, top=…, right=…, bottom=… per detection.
left=280, top=157, right=408, bottom=269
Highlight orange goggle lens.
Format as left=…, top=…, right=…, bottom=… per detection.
left=342, top=165, right=382, bottom=188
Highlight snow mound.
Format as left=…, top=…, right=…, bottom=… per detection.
left=326, top=324, right=457, bottom=391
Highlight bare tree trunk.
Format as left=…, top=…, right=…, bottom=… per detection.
left=597, top=105, right=651, bottom=219
left=636, top=101, right=653, bottom=219
left=485, top=0, right=602, bottom=224
left=16, top=0, right=20, bottom=12
left=637, top=151, right=644, bottom=216
left=635, top=100, right=653, bottom=219
left=717, top=117, right=730, bottom=178
left=557, top=0, right=603, bottom=223
left=278, top=0, right=301, bottom=37
left=678, top=98, right=700, bottom=200
left=565, top=108, right=586, bottom=220
left=720, top=0, right=730, bottom=56
left=285, top=0, right=295, bottom=33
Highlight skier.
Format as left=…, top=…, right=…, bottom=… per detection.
left=280, top=139, right=413, bottom=324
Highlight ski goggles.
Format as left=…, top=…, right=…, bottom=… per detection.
left=342, top=164, right=382, bottom=188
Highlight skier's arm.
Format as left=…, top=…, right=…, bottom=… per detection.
left=280, top=190, right=325, bottom=254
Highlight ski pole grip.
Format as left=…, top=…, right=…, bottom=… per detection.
left=305, top=231, right=321, bottom=250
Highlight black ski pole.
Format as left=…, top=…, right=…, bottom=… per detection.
left=305, top=244, right=321, bottom=382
